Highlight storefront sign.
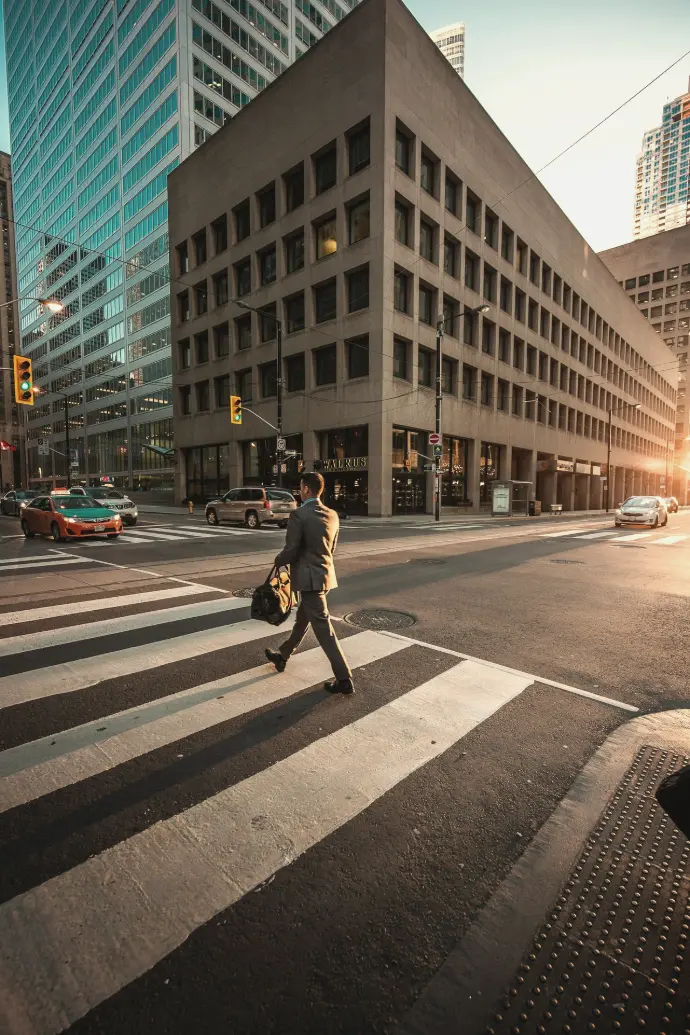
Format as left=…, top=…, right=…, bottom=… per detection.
left=575, top=462, right=591, bottom=475
left=535, top=459, right=550, bottom=472
left=320, top=456, right=368, bottom=472
left=556, top=459, right=574, bottom=473
left=591, top=465, right=602, bottom=477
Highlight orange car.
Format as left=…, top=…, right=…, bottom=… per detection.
left=21, top=493, right=122, bottom=542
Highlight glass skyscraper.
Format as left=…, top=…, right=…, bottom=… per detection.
left=5, top=0, right=359, bottom=489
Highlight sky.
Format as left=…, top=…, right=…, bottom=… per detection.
left=0, top=0, right=689, bottom=252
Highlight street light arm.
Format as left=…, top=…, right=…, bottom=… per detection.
left=0, top=295, right=64, bottom=313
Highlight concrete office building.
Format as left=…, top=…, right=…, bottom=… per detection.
left=169, top=0, right=677, bottom=517
left=430, top=22, right=465, bottom=79
left=600, top=224, right=689, bottom=503
left=4, top=0, right=360, bottom=491
left=0, top=151, right=23, bottom=491
left=634, top=79, right=690, bottom=240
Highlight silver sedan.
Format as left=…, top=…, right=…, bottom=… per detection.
left=614, top=496, right=669, bottom=529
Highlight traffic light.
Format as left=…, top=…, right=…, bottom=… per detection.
left=13, top=355, right=33, bottom=405
left=230, top=395, right=242, bottom=424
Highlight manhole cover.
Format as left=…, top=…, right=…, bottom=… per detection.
left=233, top=587, right=256, bottom=598
left=549, top=559, right=584, bottom=565
left=344, top=608, right=416, bottom=630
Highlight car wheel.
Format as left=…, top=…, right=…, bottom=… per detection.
left=245, top=509, right=260, bottom=529
left=614, top=521, right=621, bottom=527
left=652, top=516, right=659, bottom=529
left=107, top=533, right=119, bottom=539
left=279, top=521, right=288, bottom=529
left=51, top=522, right=64, bottom=542
left=21, top=519, right=34, bottom=538
left=206, top=508, right=219, bottom=526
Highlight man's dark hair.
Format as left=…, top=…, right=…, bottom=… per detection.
left=301, top=471, right=325, bottom=497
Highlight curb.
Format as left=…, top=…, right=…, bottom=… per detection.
left=399, top=708, right=690, bottom=1035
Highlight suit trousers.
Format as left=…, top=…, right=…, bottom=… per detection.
left=279, top=590, right=352, bottom=681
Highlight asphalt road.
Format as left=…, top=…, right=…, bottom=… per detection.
left=0, top=511, right=688, bottom=1034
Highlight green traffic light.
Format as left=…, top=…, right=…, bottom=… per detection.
left=20, top=380, right=31, bottom=391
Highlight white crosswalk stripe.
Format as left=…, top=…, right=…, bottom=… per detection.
left=0, top=556, right=93, bottom=572
left=69, top=522, right=278, bottom=546
left=0, top=589, right=635, bottom=1035
left=549, top=528, right=689, bottom=546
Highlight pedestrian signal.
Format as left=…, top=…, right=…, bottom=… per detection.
left=13, top=355, right=33, bottom=405
left=230, top=395, right=243, bottom=424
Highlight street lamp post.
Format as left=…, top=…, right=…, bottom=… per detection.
left=233, top=300, right=284, bottom=486
left=606, top=402, right=641, bottom=513
left=435, top=304, right=489, bottom=521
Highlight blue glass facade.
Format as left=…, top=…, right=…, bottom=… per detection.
left=5, top=0, right=359, bottom=487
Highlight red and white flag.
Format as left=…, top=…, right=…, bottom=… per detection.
left=0, top=440, right=16, bottom=451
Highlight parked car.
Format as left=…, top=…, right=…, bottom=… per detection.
left=615, top=496, right=668, bottom=529
left=664, top=496, right=679, bottom=514
left=22, top=494, right=122, bottom=542
left=205, top=487, right=297, bottom=529
left=0, top=489, right=34, bottom=516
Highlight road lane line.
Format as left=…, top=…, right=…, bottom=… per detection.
left=0, top=631, right=406, bottom=807
left=375, top=631, right=639, bottom=713
left=0, top=557, right=91, bottom=572
left=0, top=615, right=295, bottom=708
left=0, top=597, right=250, bottom=658
left=573, top=531, right=619, bottom=539
left=0, top=660, right=531, bottom=1035
left=0, top=585, right=221, bottom=626
left=614, top=532, right=654, bottom=541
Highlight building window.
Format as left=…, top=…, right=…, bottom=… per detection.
left=196, top=380, right=210, bottom=411
left=178, top=291, right=190, bottom=323
left=418, top=346, right=433, bottom=387
left=393, top=337, right=410, bottom=380
left=215, top=374, right=230, bottom=409
left=419, top=284, right=434, bottom=325
left=498, top=328, right=510, bottom=362
left=235, top=313, right=252, bottom=350
left=214, top=323, right=229, bottom=358
left=259, top=245, right=277, bottom=286
left=234, top=258, right=251, bottom=297
left=445, top=172, right=460, bottom=215
left=483, top=265, right=497, bottom=303
left=419, top=218, right=436, bottom=263
left=180, top=385, right=191, bottom=414
left=394, top=268, right=410, bottom=313
left=314, top=213, right=337, bottom=258
left=481, top=318, right=495, bottom=355
left=484, top=209, right=498, bottom=249
left=348, top=196, right=370, bottom=244
left=284, top=163, right=304, bottom=212
left=500, top=277, right=512, bottom=313
left=260, top=361, right=277, bottom=398
left=260, top=304, right=277, bottom=343
left=347, top=265, right=369, bottom=312
left=314, top=144, right=337, bottom=194
left=212, top=215, right=227, bottom=253
left=480, top=371, right=493, bottom=406
left=285, top=229, right=305, bottom=273
left=444, top=236, right=459, bottom=277
left=285, top=292, right=305, bottom=333
left=347, top=335, right=369, bottom=378
left=668, top=266, right=679, bottom=280
left=395, top=199, right=410, bottom=246
left=395, top=126, right=412, bottom=175
left=233, top=199, right=250, bottom=242
left=314, top=343, right=337, bottom=385
left=176, top=242, right=189, bottom=274
left=314, top=278, right=337, bottom=323
left=195, top=330, right=209, bottom=364
left=441, top=357, right=455, bottom=394
left=443, top=296, right=458, bottom=337
left=465, top=249, right=478, bottom=291
left=194, top=281, right=208, bottom=315
left=179, top=339, right=191, bottom=369
left=348, top=120, right=370, bottom=175
left=420, top=151, right=437, bottom=196
left=466, top=190, right=480, bottom=233
left=625, top=277, right=636, bottom=290
left=193, top=230, right=207, bottom=265
left=497, top=378, right=509, bottom=411
left=512, top=384, right=523, bottom=415
left=462, top=364, right=477, bottom=400
left=236, top=367, right=252, bottom=401
left=212, top=269, right=229, bottom=306
left=501, top=225, right=514, bottom=263
left=258, top=183, right=276, bottom=228
left=286, top=353, right=305, bottom=392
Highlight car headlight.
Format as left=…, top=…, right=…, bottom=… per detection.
left=67, top=517, right=79, bottom=524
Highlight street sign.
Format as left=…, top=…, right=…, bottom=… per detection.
left=283, top=449, right=298, bottom=458
left=37, top=437, right=50, bottom=457
left=276, top=436, right=286, bottom=451
left=280, top=463, right=287, bottom=473
left=423, top=463, right=434, bottom=472
left=429, top=432, right=441, bottom=445
left=433, top=444, right=443, bottom=457
left=70, top=461, right=79, bottom=470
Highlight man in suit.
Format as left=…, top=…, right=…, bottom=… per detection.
left=265, top=471, right=354, bottom=695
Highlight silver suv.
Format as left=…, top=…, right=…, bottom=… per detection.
left=66, top=486, right=138, bottom=526
left=205, top=487, right=296, bottom=529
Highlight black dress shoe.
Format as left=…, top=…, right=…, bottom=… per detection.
left=324, top=678, right=355, bottom=695
left=265, top=648, right=286, bottom=673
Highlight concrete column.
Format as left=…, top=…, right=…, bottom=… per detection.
left=613, top=467, right=625, bottom=508
left=470, top=437, right=482, bottom=511
left=574, top=473, right=589, bottom=511
left=589, top=476, right=604, bottom=510
left=302, top=429, right=317, bottom=471
left=229, top=440, right=242, bottom=488
left=368, top=419, right=391, bottom=517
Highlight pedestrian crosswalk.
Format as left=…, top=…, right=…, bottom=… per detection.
left=0, top=581, right=629, bottom=1035
left=543, top=527, right=690, bottom=546
left=72, top=522, right=284, bottom=546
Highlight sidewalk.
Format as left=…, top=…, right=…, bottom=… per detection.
left=401, top=709, right=690, bottom=1035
